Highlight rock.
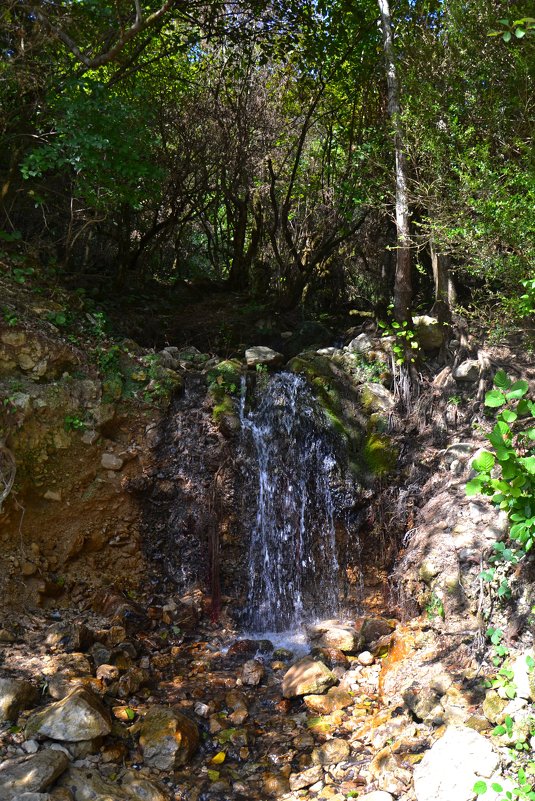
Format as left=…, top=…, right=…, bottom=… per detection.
left=311, top=738, right=350, bottom=765
left=358, top=383, right=395, bottom=414
left=0, top=750, right=69, bottom=800
left=241, top=659, right=264, bottom=686
left=117, top=667, right=149, bottom=698
left=100, top=452, right=123, bottom=471
left=358, top=616, right=396, bottom=645
left=0, top=678, right=38, bottom=722
left=303, top=687, right=353, bottom=715
left=58, top=767, right=167, bottom=801
left=413, top=726, right=500, bottom=801
left=282, top=657, right=337, bottom=698
left=358, top=793, right=394, bottom=801
left=358, top=651, right=374, bottom=666
left=245, top=346, right=284, bottom=368
left=483, top=690, right=508, bottom=723
left=139, top=706, right=199, bottom=769
left=452, top=359, right=480, bottom=382
left=413, top=315, right=443, bottom=350
left=25, top=687, right=111, bottom=741
left=307, top=621, right=362, bottom=653
left=348, top=333, right=373, bottom=353
left=311, top=647, right=349, bottom=669
left=289, top=765, right=323, bottom=791
left=510, top=651, right=534, bottom=700
left=44, top=654, right=93, bottom=700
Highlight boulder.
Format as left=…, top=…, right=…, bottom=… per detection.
left=139, top=706, right=199, bottom=770
left=307, top=621, right=363, bottom=653
left=25, top=687, right=111, bottom=741
left=282, top=657, right=337, bottom=698
left=413, top=726, right=499, bottom=801
left=348, top=333, right=374, bottom=353
left=0, top=678, right=38, bottom=722
left=288, top=765, right=323, bottom=791
left=311, top=737, right=350, bottom=765
left=0, top=750, right=69, bottom=800
left=413, top=315, right=443, bottom=350
left=100, top=452, right=123, bottom=471
left=245, top=346, right=284, bottom=368
left=452, top=360, right=480, bottom=382
left=304, top=687, right=353, bottom=715
left=58, top=767, right=167, bottom=801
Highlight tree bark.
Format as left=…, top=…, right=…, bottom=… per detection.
left=377, top=0, right=412, bottom=322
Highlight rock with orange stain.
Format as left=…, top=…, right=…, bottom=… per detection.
left=139, top=705, right=199, bottom=769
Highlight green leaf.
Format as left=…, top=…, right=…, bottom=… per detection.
left=515, top=28, right=526, bottom=37
left=500, top=410, right=518, bottom=424
left=472, top=451, right=495, bottom=472
left=506, top=380, right=529, bottom=400
left=485, top=390, right=506, bottom=408
left=473, top=780, right=488, bottom=795
left=466, top=478, right=485, bottom=496
left=494, top=370, right=511, bottom=389
left=503, top=30, right=512, bottom=41
left=492, top=725, right=506, bottom=735
left=491, top=782, right=503, bottom=792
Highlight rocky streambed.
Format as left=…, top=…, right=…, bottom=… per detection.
left=1, top=584, right=534, bottom=801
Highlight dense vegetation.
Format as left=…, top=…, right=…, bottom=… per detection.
left=1, top=0, right=534, bottom=328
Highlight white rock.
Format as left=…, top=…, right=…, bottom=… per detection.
left=510, top=651, right=535, bottom=700
left=100, top=453, right=123, bottom=471
left=413, top=726, right=500, bottom=801
left=453, top=359, right=480, bottom=382
left=348, top=333, right=374, bottom=353
left=245, top=346, right=284, bottom=368
left=358, top=793, right=394, bottom=801
left=43, top=491, right=61, bottom=502
left=358, top=651, right=374, bottom=666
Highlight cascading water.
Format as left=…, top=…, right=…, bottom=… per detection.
left=240, top=372, right=342, bottom=632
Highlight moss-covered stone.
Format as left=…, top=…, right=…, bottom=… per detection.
left=206, top=359, right=243, bottom=402
left=363, top=432, right=397, bottom=476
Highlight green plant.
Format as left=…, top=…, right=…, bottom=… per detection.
left=47, top=310, right=69, bottom=328
left=2, top=308, right=18, bottom=326
left=378, top=309, right=420, bottom=365
left=425, top=592, right=445, bottom=620
left=447, top=394, right=462, bottom=406
left=12, top=266, right=35, bottom=284
left=467, top=370, right=534, bottom=557
left=64, top=414, right=86, bottom=432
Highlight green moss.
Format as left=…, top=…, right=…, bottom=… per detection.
left=212, top=393, right=235, bottom=423
left=363, top=432, right=397, bottom=476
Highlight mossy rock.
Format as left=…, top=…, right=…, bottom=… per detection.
left=102, top=375, right=123, bottom=402
left=206, top=359, right=243, bottom=400
left=363, top=432, right=397, bottom=476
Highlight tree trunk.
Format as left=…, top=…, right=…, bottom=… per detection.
left=430, top=240, right=455, bottom=325
left=377, top=0, right=412, bottom=322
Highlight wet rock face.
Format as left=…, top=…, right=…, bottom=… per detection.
left=139, top=706, right=199, bottom=769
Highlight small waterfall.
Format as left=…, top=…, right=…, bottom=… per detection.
left=240, top=372, right=341, bottom=632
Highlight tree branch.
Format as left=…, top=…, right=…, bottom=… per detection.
left=32, top=1, right=176, bottom=69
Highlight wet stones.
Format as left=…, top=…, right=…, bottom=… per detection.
left=282, top=657, right=338, bottom=698
left=25, top=687, right=112, bottom=741
left=139, top=706, right=199, bottom=769
left=241, top=659, right=264, bottom=686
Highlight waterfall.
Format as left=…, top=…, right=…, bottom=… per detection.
left=240, top=372, right=341, bottom=632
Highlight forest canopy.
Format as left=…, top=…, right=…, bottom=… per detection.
left=1, top=0, right=534, bottom=322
